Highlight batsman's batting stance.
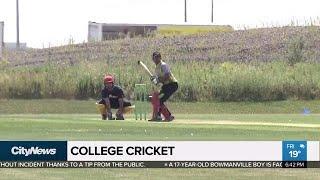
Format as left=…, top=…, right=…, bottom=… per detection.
left=148, top=51, right=178, bottom=122
left=96, top=74, right=134, bottom=120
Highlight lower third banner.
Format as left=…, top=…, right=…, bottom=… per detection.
left=0, top=141, right=319, bottom=168
left=1, top=161, right=318, bottom=168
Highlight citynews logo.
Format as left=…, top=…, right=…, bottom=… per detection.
left=11, top=146, right=57, bottom=156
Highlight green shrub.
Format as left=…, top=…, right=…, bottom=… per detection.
left=287, top=37, right=305, bottom=66
left=1, top=61, right=320, bottom=102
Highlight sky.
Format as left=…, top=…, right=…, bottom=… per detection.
left=0, top=0, right=319, bottom=48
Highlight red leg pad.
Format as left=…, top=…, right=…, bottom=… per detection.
left=151, top=91, right=160, bottom=118
left=160, top=104, right=171, bottom=119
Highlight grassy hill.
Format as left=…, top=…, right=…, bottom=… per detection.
left=1, top=26, right=320, bottom=101
left=2, top=26, right=320, bottom=67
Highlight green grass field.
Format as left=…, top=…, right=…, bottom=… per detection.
left=0, top=100, right=320, bottom=179
left=0, top=114, right=319, bottom=140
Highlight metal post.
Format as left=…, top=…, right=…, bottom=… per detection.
left=16, top=0, right=20, bottom=49
left=211, top=0, right=214, bottom=23
left=0, top=21, right=4, bottom=59
left=184, top=0, right=187, bottom=22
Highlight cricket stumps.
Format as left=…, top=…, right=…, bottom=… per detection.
left=134, top=84, right=147, bottom=120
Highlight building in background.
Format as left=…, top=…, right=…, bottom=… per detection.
left=3, top=42, right=27, bottom=50
left=88, top=21, right=157, bottom=42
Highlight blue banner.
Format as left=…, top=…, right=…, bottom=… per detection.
left=282, top=141, right=307, bottom=161
left=0, top=141, right=67, bottom=161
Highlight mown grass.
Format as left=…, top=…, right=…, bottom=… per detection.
left=0, top=113, right=319, bottom=179
left=1, top=101, right=319, bottom=179
left=1, top=114, right=319, bottom=140
left=1, top=99, right=320, bottom=114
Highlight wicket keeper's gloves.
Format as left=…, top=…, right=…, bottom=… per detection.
left=150, top=76, right=159, bottom=85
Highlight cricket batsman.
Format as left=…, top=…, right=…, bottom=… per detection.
left=96, top=74, right=134, bottom=120
left=149, top=51, right=178, bottom=122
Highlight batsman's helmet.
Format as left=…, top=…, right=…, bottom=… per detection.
left=104, top=74, right=114, bottom=83
left=152, top=51, right=161, bottom=59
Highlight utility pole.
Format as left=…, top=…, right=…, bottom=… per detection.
left=16, top=0, right=20, bottom=49
left=211, top=0, right=213, bottom=23
left=184, top=0, right=187, bottom=22
left=0, top=21, right=3, bottom=59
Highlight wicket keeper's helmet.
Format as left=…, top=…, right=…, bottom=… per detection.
left=152, top=51, right=161, bottom=59
left=104, top=75, right=114, bottom=83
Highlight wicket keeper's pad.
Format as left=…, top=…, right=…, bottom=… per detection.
left=96, top=103, right=135, bottom=114
left=96, top=103, right=106, bottom=115
left=1, top=141, right=319, bottom=164
left=123, top=105, right=135, bottom=114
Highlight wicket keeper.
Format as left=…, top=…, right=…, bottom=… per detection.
left=96, top=75, right=134, bottom=120
left=149, top=51, right=178, bottom=122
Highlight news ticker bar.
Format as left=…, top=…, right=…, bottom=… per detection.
left=0, top=141, right=319, bottom=162
left=1, top=161, right=320, bottom=168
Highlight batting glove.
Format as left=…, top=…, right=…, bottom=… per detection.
left=150, top=76, right=159, bottom=85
